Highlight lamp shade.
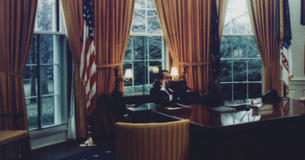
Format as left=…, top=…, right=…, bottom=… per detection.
left=170, top=67, right=179, bottom=77
left=124, top=69, right=133, bottom=79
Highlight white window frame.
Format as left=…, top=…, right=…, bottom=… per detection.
left=26, top=0, right=68, bottom=150
left=123, top=0, right=166, bottom=96
left=220, top=0, right=263, bottom=101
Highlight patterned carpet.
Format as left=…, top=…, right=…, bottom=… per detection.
left=61, top=147, right=115, bottom=160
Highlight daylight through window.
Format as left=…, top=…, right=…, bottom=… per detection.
left=220, top=0, right=263, bottom=100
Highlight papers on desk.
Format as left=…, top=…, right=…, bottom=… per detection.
left=210, top=106, right=236, bottom=113
left=251, top=104, right=274, bottom=115
left=164, top=103, right=190, bottom=110
left=249, top=103, right=273, bottom=110
left=298, top=97, right=305, bottom=102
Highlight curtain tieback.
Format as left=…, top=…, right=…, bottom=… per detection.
left=179, top=62, right=209, bottom=66
left=96, top=63, right=121, bottom=69
left=0, top=67, right=23, bottom=79
left=264, top=61, right=279, bottom=69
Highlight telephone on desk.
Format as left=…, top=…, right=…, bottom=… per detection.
left=262, top=89, right=281, bottom=104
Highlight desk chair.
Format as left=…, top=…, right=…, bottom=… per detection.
left=115, top=120, right=189, bottom=160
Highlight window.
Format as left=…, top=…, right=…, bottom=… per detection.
left=24, top=0, right=67, bottom=130
left=220, top=0, right=262, bottom=100
left=123, top=0, right=166, bottom=95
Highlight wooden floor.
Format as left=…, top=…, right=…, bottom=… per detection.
left=30, top=140, right=99, bottom=160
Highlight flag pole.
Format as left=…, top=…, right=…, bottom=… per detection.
left=80, top=82, right=96, bottom=147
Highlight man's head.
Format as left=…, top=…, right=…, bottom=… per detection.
left=158, top=70, right=171, bottom=85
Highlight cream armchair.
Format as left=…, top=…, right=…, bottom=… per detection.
left=115, top=120, right=190, bottom=160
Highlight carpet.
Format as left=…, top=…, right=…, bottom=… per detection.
left=60, top=147, right=115, bottom=160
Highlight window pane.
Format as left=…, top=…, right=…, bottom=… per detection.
left=248, top=59, right=262, bottom=81
left=247, top=37, right=260, bottom=58
left=40, top=35, right=54, bottom=64
left=220, top=0, right=262, bottom=100
left=124, top=39, right=132, bottom=60
left=233, top=59, right=247, bottom=81
left=135, top=0, right=145, bottom=9
left=233, top=84, right=247, bottom=99
left=149, top=37, right=162, bottom=60
left=134, top=61, right=147, bottom=85
left=147, top=10, right=161, bottom=33
left=223, top=11, right=232, bottom=35
left=221, top=84, right=232, bottom=101
left=123, top=36, right=165, bottom=95
left=35, top=0, right=55, bottom=32
left=25, top=33, right=67, bottom=130
left=147, top=0, right=155, bottom=9
left=149, top=61, right=162, bottom=84
left=232, top=11, right=248, bottom=35
left=59, top=4, right=66, bottom=32
left=27, top=36, right=38, bottom=64
left=248, top=83, right=262, bottom=98
left=220, top=37, right=232, bottom=58
left=134, top=36, right=146, bottom=60
left=220, top=60, right=232, bottom=82
left=124, top=87, right=134, bottom=95
left=40, top=65, right=54, bottom=95
left=41, top=96, right=55, bottom=127
left=231, top=36, right=247, bottom=58
left=24, top=66, right=38, bottom=97
left=228, top=0, right=247, bottom=10
left=132, top=9, right=146, bottom=33
left=26, top=98, right=38, bottom=130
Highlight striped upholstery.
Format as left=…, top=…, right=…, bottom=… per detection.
left=115, top=120, right=190, bottom=160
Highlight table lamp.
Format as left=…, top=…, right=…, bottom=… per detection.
left=124, top=68, right=133, bottom=85
left=170, top=67, right=179, bottom=80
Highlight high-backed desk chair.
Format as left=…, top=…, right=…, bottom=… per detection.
left=115, top=120, right=190, bottom=160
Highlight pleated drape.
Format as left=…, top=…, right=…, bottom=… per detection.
left=0, top=0, right=37, bottom=130
left=62, top=0, right=87, bottom=138
left=217, top=0, right=228, bottom=42
left=94, top=0, right=135, bottom=137
left=247, top=0, right=281, bottom=93
left=155, top=0, right=212, bottom=94
left=116, top=120, right=190, bottom=160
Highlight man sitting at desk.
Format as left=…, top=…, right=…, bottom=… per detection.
left=150, top=70, right=191, bottom=106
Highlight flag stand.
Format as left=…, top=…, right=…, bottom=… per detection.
left=79, top=0, right=97, bottom=147
left=282, top=81, right=289, bottom=100
left=80, top=116, right=96, bottom=147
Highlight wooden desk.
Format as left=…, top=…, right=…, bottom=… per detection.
left=0, top=130, right=30, bottom=160
left=155, top=99, right=305, bottom=160
left=157, top=99, right=305, bottom=127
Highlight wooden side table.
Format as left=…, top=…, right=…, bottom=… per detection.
left=0, top=130, right=30, bottom=160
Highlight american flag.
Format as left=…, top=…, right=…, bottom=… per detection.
left=276, top=0, right=293, bottom=97
left=80, top=0, right=96, bottom=115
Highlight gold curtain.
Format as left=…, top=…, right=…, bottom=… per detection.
left=217, top=0, right=228, bottom=41
left=0, top=0, right=38, bottom=130
left=248, top=0, right=281, bottom=93
left=155, top=0, right=212, bottom=94
left=62, top=0, right=87, bottom=138
left=94, top=0, right=135, bottom=137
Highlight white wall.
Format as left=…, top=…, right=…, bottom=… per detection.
left=288, top=0, right=305, bottom=99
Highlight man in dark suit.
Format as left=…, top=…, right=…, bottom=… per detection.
left=150, top=70, right=195, bottom=106
left=150, top=70, right=174, bottom=106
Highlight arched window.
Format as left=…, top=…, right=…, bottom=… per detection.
left=220, top=0, right=262, bottom=100
left=123, top=0, right=166, bottom=96
left=24, top=0, right=67, bottom=130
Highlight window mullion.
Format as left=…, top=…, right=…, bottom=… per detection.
left=37, top=35, right=42, bottom=130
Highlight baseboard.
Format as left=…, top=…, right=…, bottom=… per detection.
left=30, top=125, right=67, bottom=150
